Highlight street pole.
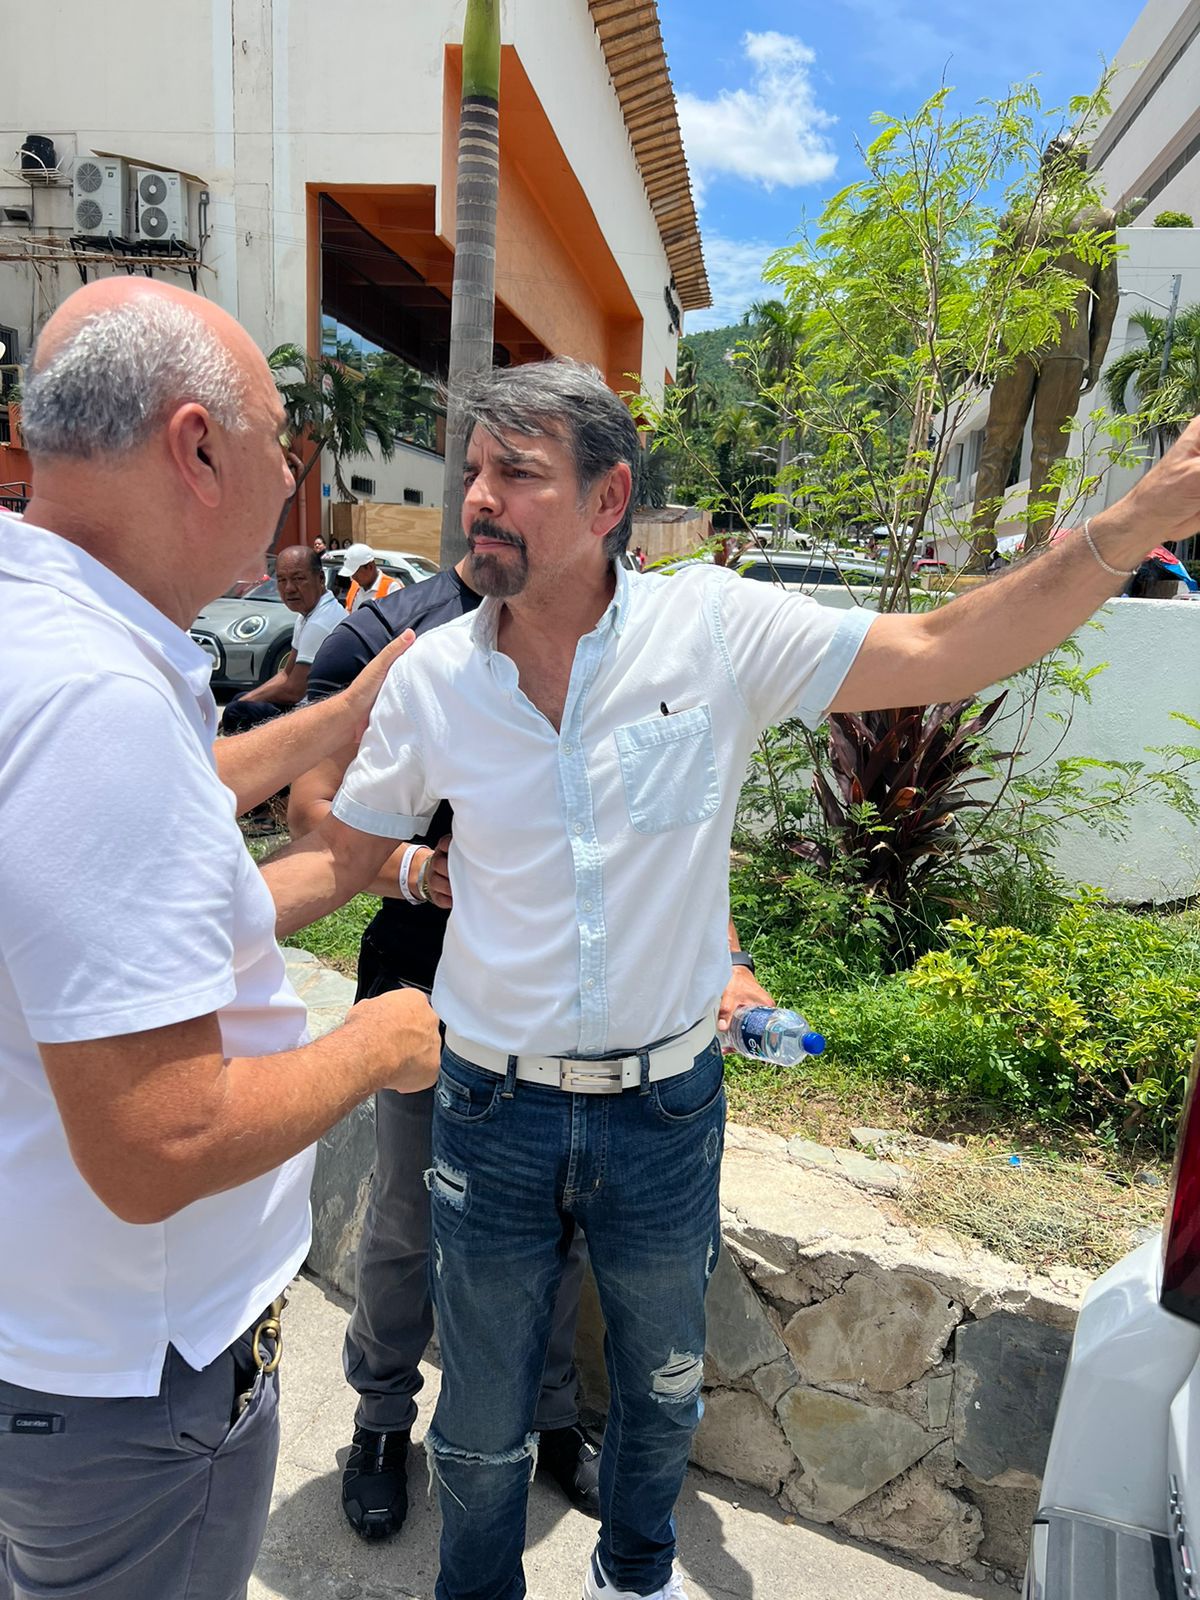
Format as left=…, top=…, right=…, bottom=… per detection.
left=1155, top=272, right=1183, bottom=459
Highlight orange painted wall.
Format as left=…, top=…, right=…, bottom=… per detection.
left=0, top=442, right=31, bottom=488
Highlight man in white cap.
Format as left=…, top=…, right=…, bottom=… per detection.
left=341, top=544, right=400, bottom=611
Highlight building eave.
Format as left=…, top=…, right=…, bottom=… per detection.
left=588, top=0, right=710, bottom=311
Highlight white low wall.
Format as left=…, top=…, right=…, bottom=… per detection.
left=802, top=591, right=1200, bottom=902
left=1016, top=596, right=1200, bottom=902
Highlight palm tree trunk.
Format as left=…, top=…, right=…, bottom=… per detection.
left=439, top=0, right=501, bottom=568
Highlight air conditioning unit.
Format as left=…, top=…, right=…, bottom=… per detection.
left=131, top=167, right=189, bottom=245
left=72, top=156, right=127, bottom=237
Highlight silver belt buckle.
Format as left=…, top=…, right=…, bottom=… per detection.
left=558, top=1058, right=624, bottom=1094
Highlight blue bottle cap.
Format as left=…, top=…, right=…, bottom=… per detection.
left=801, top=1032, right=826, bottom=1056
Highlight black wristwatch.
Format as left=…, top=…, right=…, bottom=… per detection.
left=730, top=950, right=756, bottom=975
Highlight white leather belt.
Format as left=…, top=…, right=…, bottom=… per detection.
left=442, top=1014, right=717, bottom=1095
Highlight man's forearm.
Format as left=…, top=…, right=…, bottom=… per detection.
left=838, top=417, right=1200, bottom=713
left=286, top=785, right=416, bottom=899
left=837, top=507, right=1151, bottom=712
left=216, top=692, right=362, bottom=814
left=260, top=819, right=395, bottom=936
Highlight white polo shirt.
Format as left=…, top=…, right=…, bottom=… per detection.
left=333, top=562, right=874, bottom=1056
left=0, top=514, right=314, bottom=1397
left=292, top=587, right=344, bottom=664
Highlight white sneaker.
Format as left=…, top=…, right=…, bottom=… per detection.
left=582, top=1547, right=689, bottom=1600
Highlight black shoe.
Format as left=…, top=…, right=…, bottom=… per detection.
left=537, top=1421, right=602, bottom=1518
left=341, top=1425, right=411, bottom=1541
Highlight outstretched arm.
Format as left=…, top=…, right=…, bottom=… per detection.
left=834, top=416, right=1200, bottom=713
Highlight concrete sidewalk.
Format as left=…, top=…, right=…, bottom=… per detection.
left=251, top=1275, right=1013, bottom=1600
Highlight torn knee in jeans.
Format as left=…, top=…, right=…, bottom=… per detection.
left=649, top=1349, right=704, bottom=1407
left=424, top=1428, right=538, bottom=1508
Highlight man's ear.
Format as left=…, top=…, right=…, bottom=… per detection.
left=591, top=462, right=633, bottom=542
left=165, top=403, right=221, bottom=510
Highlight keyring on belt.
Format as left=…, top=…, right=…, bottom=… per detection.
left=251, top=1292, right=287, bottom=1375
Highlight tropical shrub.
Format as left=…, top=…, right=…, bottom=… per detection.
left=1154, top=210, right=1193, bottom=228
left=908, top=896, right=1200, bottom=1145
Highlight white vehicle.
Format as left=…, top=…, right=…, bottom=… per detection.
left=1024, top=1063, right=1200, bottom=1599
left=738, top=549, right=888, bottom=591
left=321, top=549, right=438, bottom=591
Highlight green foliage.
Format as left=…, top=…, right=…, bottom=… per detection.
left=758, top=76, right=1119, bottom=583
left=282, top=895, right=378, bottom=976
left=908, top=896, right=1200, bottom=1144
left=1153, top=210, right=1193, bottom=228
left=269, top=339, right=434, bottom=500
left=1104, top=305, right=1200, bottom=453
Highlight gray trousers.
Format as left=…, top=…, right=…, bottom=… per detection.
left=344, top=1084, right=587, bottom=1433
left=0, top=1332, right=278, bottom=1600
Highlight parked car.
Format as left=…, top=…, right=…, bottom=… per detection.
left=321, top=548, right=438, bottom=593
left=738, top=549, right=888, bottom=590
left=1023, top=1057, right=1200, bottom=1599
left=189, top=577, right=298, bottom=691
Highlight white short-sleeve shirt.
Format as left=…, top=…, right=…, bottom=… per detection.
left=292, top=588, right=344, bottom=665
left=0, top=514, right=314, bottom=1397
left=333, top=562, right=873, bottom=1056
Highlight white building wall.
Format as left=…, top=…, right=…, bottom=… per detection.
left=1093, top=0, right=1200, bottom=222
left=0, top=0, right=680, bottom=389
left=323, top=441, right=445, bottom=535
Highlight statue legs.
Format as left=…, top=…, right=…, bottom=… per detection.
left=1026, top=357, right=1086, bottom=549
left=969, top=355, right=1036, bottom=566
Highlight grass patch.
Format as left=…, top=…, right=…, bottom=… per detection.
left=898, top=1152, right=1162, bottom=1275
left=284, top=895, right=378, bottom=977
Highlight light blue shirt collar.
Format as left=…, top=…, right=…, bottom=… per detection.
left=469, top=559, right=632, bottom=655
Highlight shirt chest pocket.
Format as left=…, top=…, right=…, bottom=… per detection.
left=614, top=704, right=721, bottom=834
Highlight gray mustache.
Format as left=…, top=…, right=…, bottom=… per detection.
left=469, top=520, right=526, bottom=551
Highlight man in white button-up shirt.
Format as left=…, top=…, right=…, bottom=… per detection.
left=0, top=279, right=438, bottom=1600
left=268, top=358, right=1200, bottom=1600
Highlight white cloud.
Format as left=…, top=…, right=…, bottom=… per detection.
left=685, top=234, right=780, bottom=334
left=677, top=31, right=837, bottom=198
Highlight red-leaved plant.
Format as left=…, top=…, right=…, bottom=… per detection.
left=792, top=695, right=1008, bottom=912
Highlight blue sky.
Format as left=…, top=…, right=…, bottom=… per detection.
left=657, top=0, right=1143, bottom=331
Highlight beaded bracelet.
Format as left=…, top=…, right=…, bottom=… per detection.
left=1082, top=518, right=1138, bottom=579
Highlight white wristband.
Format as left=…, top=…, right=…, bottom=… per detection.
left=397, top=844, right=423, bottom=905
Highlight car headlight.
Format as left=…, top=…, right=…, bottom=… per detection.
left=229, top=614, right=269, bottom=641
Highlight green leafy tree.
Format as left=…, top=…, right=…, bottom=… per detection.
left=269, top=342, right=417, bottom=501
left=440, top=0, right=501, bottom=567
left=762, top=79, right=1120, bottom=599
left=1104, top=304, right=1200, bottom=456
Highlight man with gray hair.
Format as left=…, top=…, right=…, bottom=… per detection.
left=266, top=355, right=1200, bottom=1600
left=0, top=277, right=438, bottom=1600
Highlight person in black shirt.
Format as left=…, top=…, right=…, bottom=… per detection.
left=293, top=560, right=602, bottom=1540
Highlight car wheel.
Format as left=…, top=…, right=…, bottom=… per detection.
left=260, top=638, right=293, bottom=685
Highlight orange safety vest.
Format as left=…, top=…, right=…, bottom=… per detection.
left=344, top=573, right=398, bottom=611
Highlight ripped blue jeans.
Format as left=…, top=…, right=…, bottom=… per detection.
left=426, top=1036, right=726, bottom=1600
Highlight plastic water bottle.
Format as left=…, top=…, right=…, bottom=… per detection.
left=722, top=1005, right=826, bottom=1065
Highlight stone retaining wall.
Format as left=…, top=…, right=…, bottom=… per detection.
left=292, top=950, right=1087, bottom=1585
left=585, top=1125, right=1085, bottom=1585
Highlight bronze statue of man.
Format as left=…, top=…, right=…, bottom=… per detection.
left=970, top=141, right=1118, bottom=563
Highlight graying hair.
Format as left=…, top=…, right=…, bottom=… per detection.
left=453, top=358, right=640, bottom=555
left=21, top=297, right=249, bottom=458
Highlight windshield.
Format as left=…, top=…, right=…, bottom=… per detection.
left=225, top=577, right=281, bottom=601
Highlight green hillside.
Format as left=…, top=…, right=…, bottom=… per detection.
left=680, top=323, right=755, bottom=406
